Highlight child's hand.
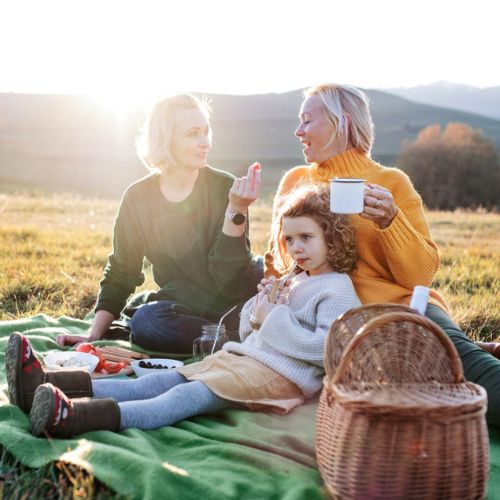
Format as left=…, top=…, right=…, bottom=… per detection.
left=257, top=277, right=272, bottom=293
left=256, top=275, right=292, bottom=294
left=252, top=288, right=287, bottom=324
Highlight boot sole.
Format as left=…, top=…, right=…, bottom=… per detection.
left=5, top=333, right=23, bottom=410
left=30, top=385, right=55, bottom=437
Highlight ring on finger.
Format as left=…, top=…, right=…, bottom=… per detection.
left=374, top=199, right=381, bottom=209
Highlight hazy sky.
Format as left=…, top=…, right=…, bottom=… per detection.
left=1, top=0, right=499, bottom=102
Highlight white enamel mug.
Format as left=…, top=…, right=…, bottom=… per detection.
left=330, top=178, right=365, bottom=214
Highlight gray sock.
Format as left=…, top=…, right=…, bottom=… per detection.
left=92, top=370, right=188, bottom=402
left=118, top=380, right=231, bottom=430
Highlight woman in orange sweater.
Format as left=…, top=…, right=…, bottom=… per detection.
left=265, top=83, right=500, bottom=426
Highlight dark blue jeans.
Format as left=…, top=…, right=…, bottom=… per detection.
left=129, top=258, right=264, bottom=355
left=426, top=304, right=500, bottom=427
left=130, top=301, right=212, bottom=354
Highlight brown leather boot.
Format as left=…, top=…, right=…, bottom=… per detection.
left=475, top=341, right=500, bottom=359
left=30, top=383, right=120, bottom=438
left=5, top=332, right=93, bottom=412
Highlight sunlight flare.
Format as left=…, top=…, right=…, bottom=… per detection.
left=162, top=461, right=189, bottom=477
left=59, top=439, right=94, bottom=472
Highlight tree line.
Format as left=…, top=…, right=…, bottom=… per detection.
left=398, top=123, right=500, bottom=210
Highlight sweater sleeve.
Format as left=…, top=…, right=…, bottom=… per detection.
left=95, top=192, right=146, bottom=317
left=203, top=173, right=255, bottom=302
left=238, top=295, right=256, bottom=342
left=208, top=230, right=253, bottom=301
left=257, top=287, right=358, bottom=367
left=375, top=172, right=440, bottom=288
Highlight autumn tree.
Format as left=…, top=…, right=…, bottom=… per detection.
left=398, top=123, right=500, bottom=210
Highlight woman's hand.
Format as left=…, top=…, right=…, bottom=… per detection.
left=228, top=162, right=261, bottom=213
left=361, top=183, right=398, bottom=229
left=56, top=333, right=96, bottom=347
left=56, top=311, right=113, bottom=346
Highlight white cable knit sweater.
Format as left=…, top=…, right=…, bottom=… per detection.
left=223, top=271, right=361, bottom=397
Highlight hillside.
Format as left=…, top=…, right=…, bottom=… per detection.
left=384, top=82, right=500, bottom=121
left=1, top=90, right=500, bottom=197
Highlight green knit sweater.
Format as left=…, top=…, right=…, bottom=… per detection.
left=95, top=166, right=255, bottom=321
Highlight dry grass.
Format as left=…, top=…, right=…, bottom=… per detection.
left=427, top=209, right=500, bottom=340
left=0, top=448, right=123, bottom=499
left=0, top=192, right=156, bottom=321
left=1, top=192, right=499, bottom=336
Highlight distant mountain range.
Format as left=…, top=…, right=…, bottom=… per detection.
left=1, top=89, right=500, bottom=197
left=383, top=82, right=500, bottom=121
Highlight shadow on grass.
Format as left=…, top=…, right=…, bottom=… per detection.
left=0, top=446, right=125, bottom=499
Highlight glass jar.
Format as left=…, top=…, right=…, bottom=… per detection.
left=192, top=324, right=229, bottom=362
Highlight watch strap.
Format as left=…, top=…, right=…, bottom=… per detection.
left=225, top=210, right=246, bottom=225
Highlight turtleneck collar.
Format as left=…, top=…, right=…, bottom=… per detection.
left=311, top=148, right=374, bottom=183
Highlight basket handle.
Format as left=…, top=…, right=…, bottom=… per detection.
left=331, top=312, right=465, bottom=385
left=324, top=303, right=417, bottom=379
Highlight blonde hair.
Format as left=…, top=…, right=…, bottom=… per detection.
left=271, top=185, right=357, bottom=275
left=135, top=93, right=212, bottom=172
left=305, top=83, right=374, bottom=155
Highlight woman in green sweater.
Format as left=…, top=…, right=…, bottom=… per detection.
left=56, top=94, right=262, bottom=353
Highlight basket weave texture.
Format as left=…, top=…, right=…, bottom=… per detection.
left=316, top=305, right=489, bottom=499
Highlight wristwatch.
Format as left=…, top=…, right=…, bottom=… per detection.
left=225, top=210, right=246, bottom=226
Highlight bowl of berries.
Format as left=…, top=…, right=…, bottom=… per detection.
left=131, top=358, right=184, bottom=377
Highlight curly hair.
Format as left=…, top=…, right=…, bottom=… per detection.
left=271, top=184, right=357, bottom=275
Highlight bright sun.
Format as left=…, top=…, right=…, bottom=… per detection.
left=89, top=90, right=147, bottom=121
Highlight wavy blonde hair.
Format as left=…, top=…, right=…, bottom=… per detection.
left=271, top=184, right=357, bottom=275
left=306, top=83, right=374, bottom=155
left=135, top=93, right=212, bottom=172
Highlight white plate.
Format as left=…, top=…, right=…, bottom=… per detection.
left=44, top=351, right=100, bottom=374
left=131, top=358, right=184, bottom=377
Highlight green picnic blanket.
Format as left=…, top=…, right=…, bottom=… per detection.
left=0, top=315, right=499, bottom=499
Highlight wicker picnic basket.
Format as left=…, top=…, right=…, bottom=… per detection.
left=316, top=307, right=489, bottom=499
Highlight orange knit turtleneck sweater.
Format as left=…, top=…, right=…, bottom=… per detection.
left=264, top=148, right=448, bottom=311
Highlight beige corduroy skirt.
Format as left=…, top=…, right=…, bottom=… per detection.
left=176, top=350, right=305, bottom=414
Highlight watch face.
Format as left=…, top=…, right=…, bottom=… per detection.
left=232, top=213, right=246, bottom=225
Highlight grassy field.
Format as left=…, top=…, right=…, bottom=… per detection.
left=0, top=191, right=499, bottom=496
left=1, top=191, right=499, bottom=338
